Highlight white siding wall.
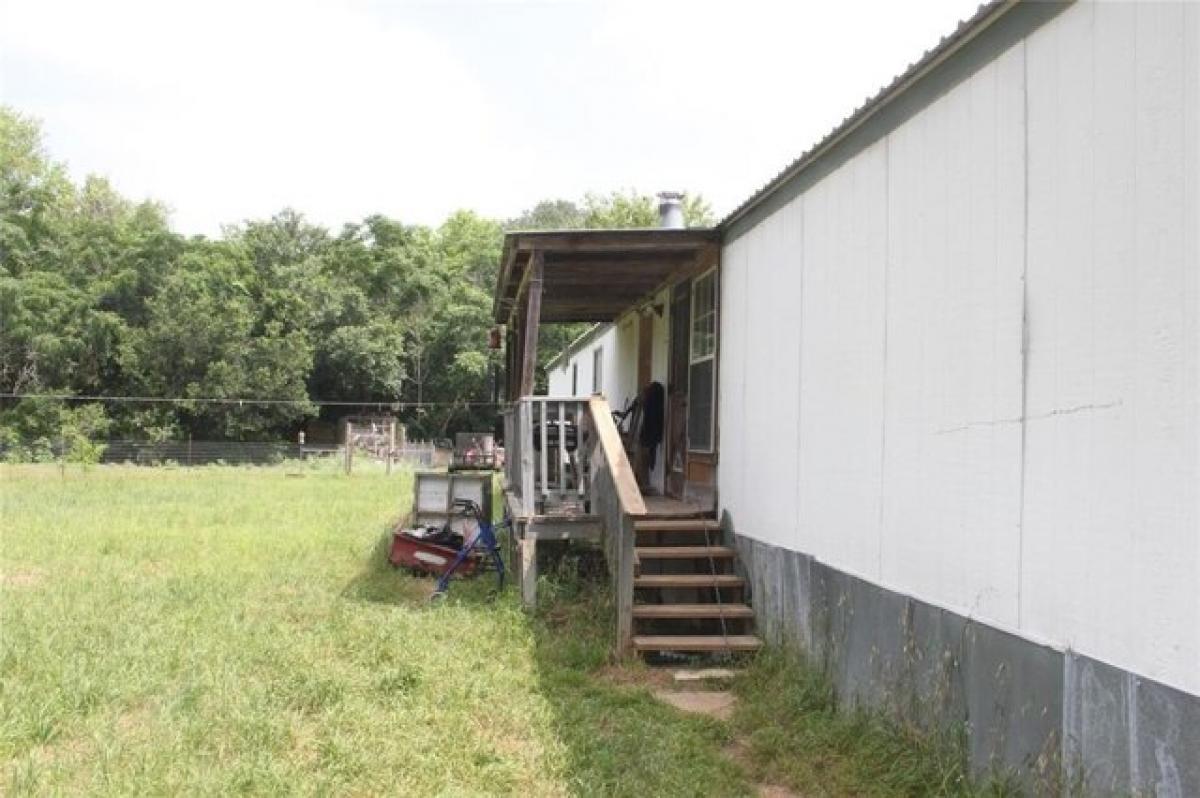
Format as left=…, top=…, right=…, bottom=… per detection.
left=549, top=324, right=614, bottom=398
left=546, top=355, right=577, bottom=396
left=542, top=287, right=673, bottom=488
left=718, top=1, right=1200, bottom=695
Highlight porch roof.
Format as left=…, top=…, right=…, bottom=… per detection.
left=493, top=228, right=719, bottom=325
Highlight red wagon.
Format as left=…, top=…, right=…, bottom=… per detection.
left=387, top=471, right=494, bottom=580
left=388, top=530, right=481, bottom=578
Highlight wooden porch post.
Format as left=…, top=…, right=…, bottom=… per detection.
left=519, top=250, right=543, bottom=398
left=505, top=328, right=518, bottom=402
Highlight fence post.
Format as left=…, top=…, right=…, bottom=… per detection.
left=187, top=434, right=193, bottom=467
left=386, top=420, right=395, bottom=476
left=343, top=419, right=353, bottom=475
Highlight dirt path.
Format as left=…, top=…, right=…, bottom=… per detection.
left=648, top=673, right=803, bottom=798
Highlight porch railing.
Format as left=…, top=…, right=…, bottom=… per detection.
left=503, top=396, right=592, bottom=517
left=503, top=395, right=646, bottom=652
left=583, top=395, right=646, bottom=650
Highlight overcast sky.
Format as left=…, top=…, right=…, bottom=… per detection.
left=2, top=0, right=979, bottom=236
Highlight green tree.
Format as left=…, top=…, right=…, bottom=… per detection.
left=1, top=105, right=718, bottom=449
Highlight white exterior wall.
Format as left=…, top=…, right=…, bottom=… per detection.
left=719, top=1, right=1200, bottom=695
left=546, top=325, right=625, bottom=402
left=543, top=287, right=673, bottom=489
left=546, top=359, right=573, bottom=396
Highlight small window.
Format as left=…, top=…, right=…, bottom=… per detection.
left=571, top=364, right=578, bottom=395
left=592, top=347, right=603, bottom=394
left=688, top=269, right=717, bottom=451
left=690, top=271, right=717, bottom=361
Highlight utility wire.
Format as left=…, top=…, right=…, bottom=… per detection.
left=0, top=392, right=505, bottom=409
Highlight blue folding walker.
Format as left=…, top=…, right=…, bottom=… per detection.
left=431, top=498, right=507, bottom=599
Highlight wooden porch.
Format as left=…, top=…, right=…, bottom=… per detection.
left=494, top=227, right=759, bottom=657
left=495, top=228, right=719, bottom=400
left=501, top=394, right=760, bottom=657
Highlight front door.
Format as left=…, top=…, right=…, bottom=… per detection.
left=665, top=280, right=691, bottom=498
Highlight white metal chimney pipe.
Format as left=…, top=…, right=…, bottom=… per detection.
left=657, top=191, right=684, bottom=229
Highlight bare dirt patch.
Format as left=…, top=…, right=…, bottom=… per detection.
left=598, top=664, right=675, bottom=690
left=652, top=690, right=736, bottom=721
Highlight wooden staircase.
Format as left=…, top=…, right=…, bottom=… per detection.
left=630, top=514, right=763, bottom=656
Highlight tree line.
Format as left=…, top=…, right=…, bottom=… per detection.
left=0, top=106, right=711, bottom=457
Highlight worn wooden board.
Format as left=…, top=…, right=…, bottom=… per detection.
left=632, top=603, right=754, bottom=619
left=633, top=635, right=762, bottom=652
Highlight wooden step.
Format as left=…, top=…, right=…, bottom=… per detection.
left=633, top=634, right=763, bottom=653
left=635, top=518, right=722, bottom=533
left=632, top=603, right=755, bottom=619
left=635, top=545, right=735, bottom=560
left=634, top=574, right=745, bottom=589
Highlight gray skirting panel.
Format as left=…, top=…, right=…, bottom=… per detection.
left=730, top=530, right=1199, bottom=797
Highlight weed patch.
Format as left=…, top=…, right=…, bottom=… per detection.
left=732, top=648, right=1018, bottom=797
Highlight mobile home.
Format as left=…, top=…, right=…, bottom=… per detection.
left=494, top=1, right=1199, bottom=790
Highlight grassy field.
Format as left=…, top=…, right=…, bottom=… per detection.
left=0, top=463, right=744, bottom=796
left=2, top=463, right=999, bottom=797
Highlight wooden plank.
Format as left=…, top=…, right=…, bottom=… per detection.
left=543, top=277, right=678, bottom=293
left=557, top=401, right=566, bottom=494
left=634, top=574, right=745, bottom=588
left=519, top=537, right=537, bottom=608
left=615, top=512, right=636, bottom=653
left=586, top=396, right=647, bottom=516
left=519, top=400, right=534, bottom=515
left=633, top=635, right=762, bottom=653
left=511, top=230, right=717, bottom=254
left=518, top=250, right=543, bottom=397
left=509, top=313, right=522, bottom=400
left=539, top=312, right=642, bottom=324
left=502, top=488, right=526, bottom=523
left=546, top=264, right=676, bottom=280
left=505, top=250, right=535, bottom=329
left=671, top=242, right=721, bottom=280
left=505, top=328, right=518, bottom=401
left=526, top=516, right=603, bottom=541
left=494, top=241, right=519, bottom=321
left=634, top=518, right=721, bottom=533
left=538, top=400, right=548, bottom=500
left=635, top=546, right=735, bottom=559
left=550, top=249, right=704, bottom=265
left=631, top=603, right=754, bottom=619
left=576, top=402, right=588, bottom=500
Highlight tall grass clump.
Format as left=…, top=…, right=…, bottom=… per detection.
left=732, top=648, right=1018, bottom=797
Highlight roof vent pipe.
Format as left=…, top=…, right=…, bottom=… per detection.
left=657, top=191, right=684, bottom=229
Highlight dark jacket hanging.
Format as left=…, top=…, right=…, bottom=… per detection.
left=640, top=381, right=666, bottom=470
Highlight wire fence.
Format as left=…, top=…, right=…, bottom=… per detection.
left=0, top=439, right=445, bottom=468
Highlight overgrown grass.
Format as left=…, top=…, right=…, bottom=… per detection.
left=528, top=579, right=746, bottom=797
left=0, top=464, right=746, bottom=796
left=732, top=648, right=1019, bottom=797
left=3, top=463, right=1017, bottom=796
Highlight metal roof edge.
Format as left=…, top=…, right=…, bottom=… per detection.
left=716, top=0, right=1063, bottom=237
